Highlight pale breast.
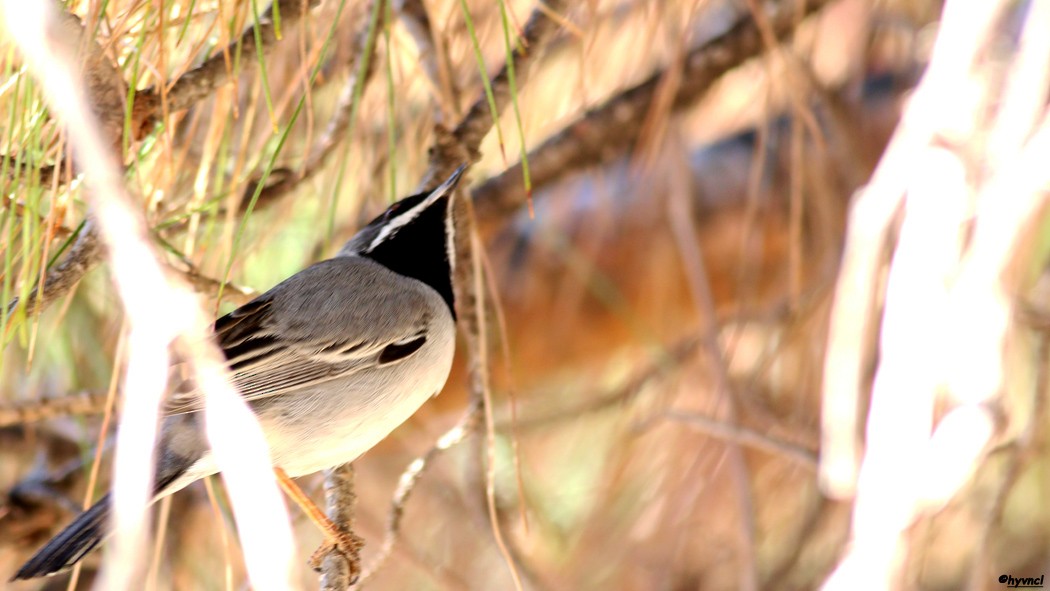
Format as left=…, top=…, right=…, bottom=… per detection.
left=259, top=292, right=456, bottom=476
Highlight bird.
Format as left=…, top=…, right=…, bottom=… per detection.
left=12, top=164, right=468, bottom=580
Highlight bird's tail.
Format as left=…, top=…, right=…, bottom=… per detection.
left=11, top=493, right=110, bottom=580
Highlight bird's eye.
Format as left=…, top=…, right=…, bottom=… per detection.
left=384, top=201, right=407, bottom=220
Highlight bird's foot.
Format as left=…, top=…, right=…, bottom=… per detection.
left=309, top=528, right=364, bottom=581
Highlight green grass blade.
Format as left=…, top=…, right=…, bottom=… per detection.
left=458, top=0, right=506, bottom=161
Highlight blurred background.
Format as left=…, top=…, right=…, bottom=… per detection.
left=1, top=0, right=1049, bottom=589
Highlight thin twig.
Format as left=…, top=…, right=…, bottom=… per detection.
left=240, top=0, right=383, bottom=213
left=656, top=410, right=818, bottom=470
left=320, top=463, right=362, bottom=591
left=356, top=409, right=479, bottom=585
left=667, top=150, right=758, bottom=591
left=395, top=0, right=460, bottom=123
left=504, top=335, right=703, bottom=431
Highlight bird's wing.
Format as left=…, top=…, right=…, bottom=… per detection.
left=164, top=284, right=430, bottom=416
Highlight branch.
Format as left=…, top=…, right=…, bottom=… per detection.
left=6, top=215, right=103, bottom=319
left=423, top=0, right=571, bottom=188
left=471, top=0, right=836, bottom=221
left=240, top=0, right=383, bottom=213
left=0, top=392, right=107, bottom=428
left=319, top=463, right=362, bottom=591
left=824, top=0, right=1050, bottom=587
left=356, top=410, right=478, bottom=585
left=361, top=2, right=571, bottom=585
left=135, top=0, right=321, bottom=135
left=658, top=411, right=818, bottom=470
left=396, top=0, right=460, bottom=123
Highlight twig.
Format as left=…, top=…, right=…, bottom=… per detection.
left=0, top=392, right=108, bottom=427
left=320, top=463, right=362, bottom=591
left=505, top=335, right=703, bottom=431
left=356, top=409, right=479, bottom=586
left=419, top=2, right=573, bottom=581
left=423, top=0, right=571, bottom=188
left=240, top=0, right=383, bottom=213
left=363, top=1, right=570, bottom=585
left=471, top=0, right=835, bottom=222
left=174, top=259, right=257, bottom=305
left=667, top=150, right=758, bottom=591
left=656, top=410, right=818, bottom=470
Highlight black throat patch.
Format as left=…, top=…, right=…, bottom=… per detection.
left=363, top=196, right=456, bottom=319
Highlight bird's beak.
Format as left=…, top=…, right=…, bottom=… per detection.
left=422, top=164, right=468, bottom=207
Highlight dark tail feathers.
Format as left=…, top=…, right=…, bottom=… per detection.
left=12, top=493, right=110, bottom=580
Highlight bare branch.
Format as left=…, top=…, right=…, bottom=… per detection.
left=319, top=463, right=362, bottom=591
left=146, top=0, right=321, bottom=118
left=423, top=0, right=571, bottom=188
left=357, top=409, right=479, bottom=585
left=658, top=411, right=818, bottom=470
left=6, top=219, right=102, bottom=318
left=0, top=392, right=107, bottom=428
left=241, top=0, right=383, bottom=212
left=472, top=0, right=835, bottom=221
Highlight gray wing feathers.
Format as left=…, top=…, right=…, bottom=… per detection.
left=166, top=257, right=434, bottom=415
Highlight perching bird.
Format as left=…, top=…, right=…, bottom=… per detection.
left=13, top=165, right=467, bottom=580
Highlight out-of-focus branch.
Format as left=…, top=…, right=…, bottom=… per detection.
left=0, top=392, right=107, bottom=428
left=668, top=153, right=758, bottom=591
left=659, top=411, right=818, bottom=469
left=472, top=0, right=835, bottom=221
left=2, top=2, right=297, bottom=590
left=241, top=0, right=383, bottom=213
left=823, top=0, right=1050, bottom=588
left=357, top=410, right=478, bottom=585
left=508, top=335, right=703, bottom=430
left=396, top=0, right=460, bottom=122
